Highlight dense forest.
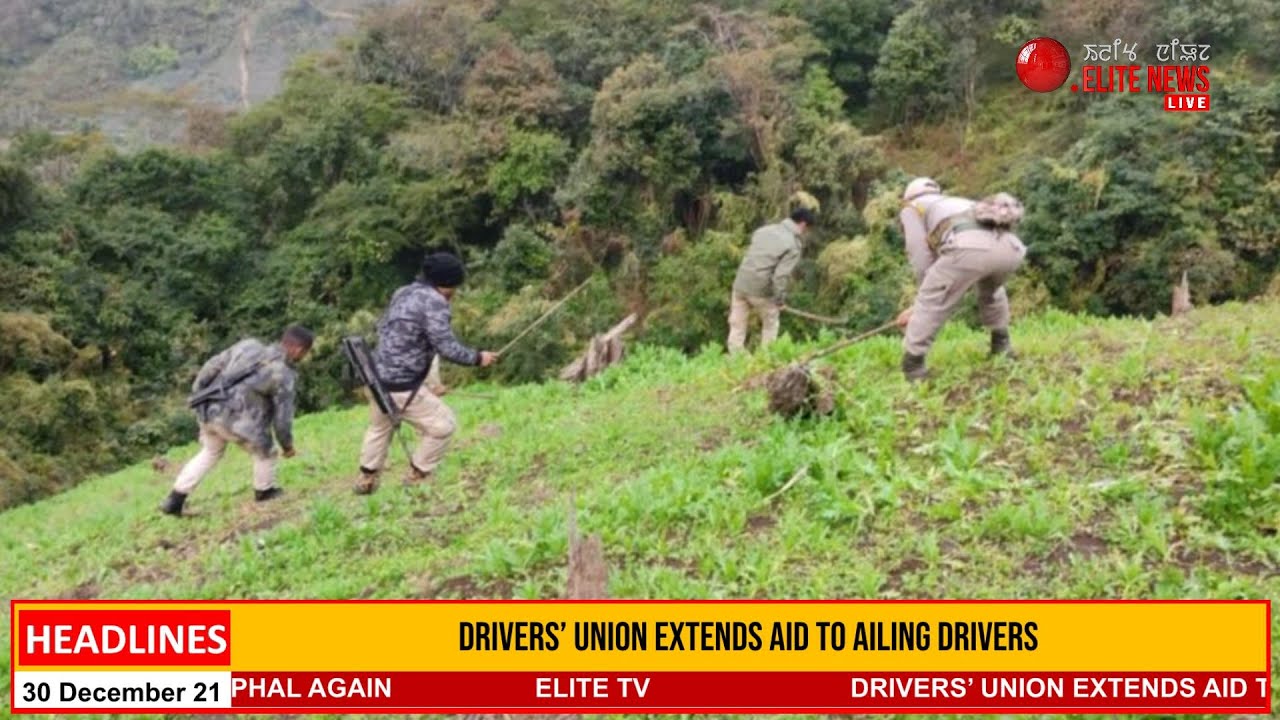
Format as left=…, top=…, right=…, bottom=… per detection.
left=2, top=0, right=1279, bottom=509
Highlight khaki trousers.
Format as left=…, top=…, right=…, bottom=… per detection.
left=727, top=291, right=781, bottom=353
left=358, top=387, right=457, bottom=475
left=904, top=231, right=1026, bottom=357
left=173, top=424, right=277, bottom=494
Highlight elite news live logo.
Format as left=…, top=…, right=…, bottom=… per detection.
left=1015, top=36, right=1211, bottom=112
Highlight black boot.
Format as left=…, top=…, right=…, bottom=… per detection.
left=902, top=352, right=929, bottom=382
left=990, top=329, right=1015, bottom=358
left=159, top=490, right=187, bottom=517
left=254, top=487, right=284, bottom=503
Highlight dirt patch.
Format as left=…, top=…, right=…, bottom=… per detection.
left=944, top=384, right=975, bottom=405
left=519, top=480, right=556, bottom=508
left=1022, top=532, right=1109, bottom=575
left=1059, top=416, right=1087, bottom=435
left=655, top=555, right=697, bottom=573
left=745, top=513, right=776, bottom=534
left=519, top=453, right=548, bottom=483
left=1167, top=471, right=1200, bottom=506
left=58, top=580, right=100, bottom=599
left=412, top=500, right=466, bottom=520
left=698, top=428, right=731, bottom=452
left=1171, top=546, right=1276, bottom=577
left=219, top=514, right=284, bottom=544
left=114, top=558, right=175, bottom=586
left=1112, top=384, right=1156, bottom=406
left=418, top=574, right=514, bottom=599
left=1053, top=531, right=1107, bottom=562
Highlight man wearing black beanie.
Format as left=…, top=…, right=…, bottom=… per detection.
left=355, top=251, right=498, bottom=494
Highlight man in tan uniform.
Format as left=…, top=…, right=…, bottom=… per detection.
left=354, top=252, right=498, bottom=494
left=896, top=177, right=1026, bottom=381
left=727, top=207, right=815, bottom=353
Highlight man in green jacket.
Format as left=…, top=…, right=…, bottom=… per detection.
left=727, top=207, right=815, bottom=353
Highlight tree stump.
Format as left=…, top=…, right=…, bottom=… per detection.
left=1171, top=271, right=1193, bottom=316
left=559, top=314, right=638, bottom=383
left=566, top=499, right=609, bottom=599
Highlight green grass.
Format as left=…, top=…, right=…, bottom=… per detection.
left=2, top=301, right=1278, bottom=720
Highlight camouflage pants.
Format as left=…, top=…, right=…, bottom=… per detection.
left=358, top=387, right=457, bottom=476
left=173, top=424, right=278, bottom=494
left=727, top=291, right=780, bottom=354
left=904, top=230, right=1026, bottom=357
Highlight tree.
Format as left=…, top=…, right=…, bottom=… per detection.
left=773, top=0, right=895, bottom=109
left=870, top=5, right=954, bottom=126
left=351, top=0, right=499, bottom=114
left=463, top=42, right=568, bottom=125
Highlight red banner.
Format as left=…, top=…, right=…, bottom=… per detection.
left=228, top=672, right=1270, bottom=713
left=17, top=610, right=231, bottom=667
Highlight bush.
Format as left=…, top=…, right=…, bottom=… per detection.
left=492, top=224, right=554, bottom=292
left=124, top=43, right=180, bottom=79
left=643, top=231, right=742, bottom=352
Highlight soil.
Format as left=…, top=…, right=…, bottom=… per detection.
left=746, top=513, right=777, bottom=534
left=766, top=365, right=836, bottom=418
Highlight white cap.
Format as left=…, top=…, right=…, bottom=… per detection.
left=903, top=177, right=941, bottom=201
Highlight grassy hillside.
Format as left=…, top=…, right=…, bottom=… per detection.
left=2, top=301, right=1279, bottom=717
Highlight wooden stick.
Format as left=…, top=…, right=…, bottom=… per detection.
left=798, top=320, right=899, bottom=365
left=782, top=305, right=849, bottom=325
left=763, top=465, right=810, bottom=504
left=497, top=277, right=595, bottom=356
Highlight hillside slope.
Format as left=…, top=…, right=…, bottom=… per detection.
left=2, top=301, right=1279, bottom=716
left=0, top=0, right=389, bottom=147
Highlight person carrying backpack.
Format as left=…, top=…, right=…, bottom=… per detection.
left=895, top=177, right=1027, bottom=382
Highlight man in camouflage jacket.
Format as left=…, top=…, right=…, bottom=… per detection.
left=355, top=252, right=498, bottom=494
left=159, top=326, right=314, bottom=516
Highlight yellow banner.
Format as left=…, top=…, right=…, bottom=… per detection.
left=12, top=600, right=1268, bottom=673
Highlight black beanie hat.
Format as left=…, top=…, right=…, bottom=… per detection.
left=422, top=252, right=465, bottom=288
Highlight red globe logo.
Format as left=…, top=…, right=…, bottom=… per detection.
left=1016, top=37, right=1071, bottom=93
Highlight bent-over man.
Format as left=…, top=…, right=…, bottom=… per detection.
left=896, top=177, right=1027, bottom=381
left=727, top=207, right=815, bottom=353
left=160, top=325, right=314, bottom=516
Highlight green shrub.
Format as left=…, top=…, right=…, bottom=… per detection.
left=492, top=224, right=554, bottom=292
left=643, top=231, right=742, bottom=352
left=124, top=43, right=180, bottom=79
left=1191, top=369, right=1280, bottom=534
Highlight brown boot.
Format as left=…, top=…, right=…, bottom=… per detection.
left=353, top=468, right=379, bottom=495
left=403, top=465, right=434, bottom=487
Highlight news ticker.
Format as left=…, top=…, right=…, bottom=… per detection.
left=8, top=600, right=1272, bottom=714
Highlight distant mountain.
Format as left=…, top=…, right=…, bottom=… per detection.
left=0, top=0, right=391, bottom=148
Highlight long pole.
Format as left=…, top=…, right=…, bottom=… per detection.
left=798, top=320, right=899, bottom=365
left=497, top=276, right=594, bottom=356
left=782, top=305, right=849, bottom=325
